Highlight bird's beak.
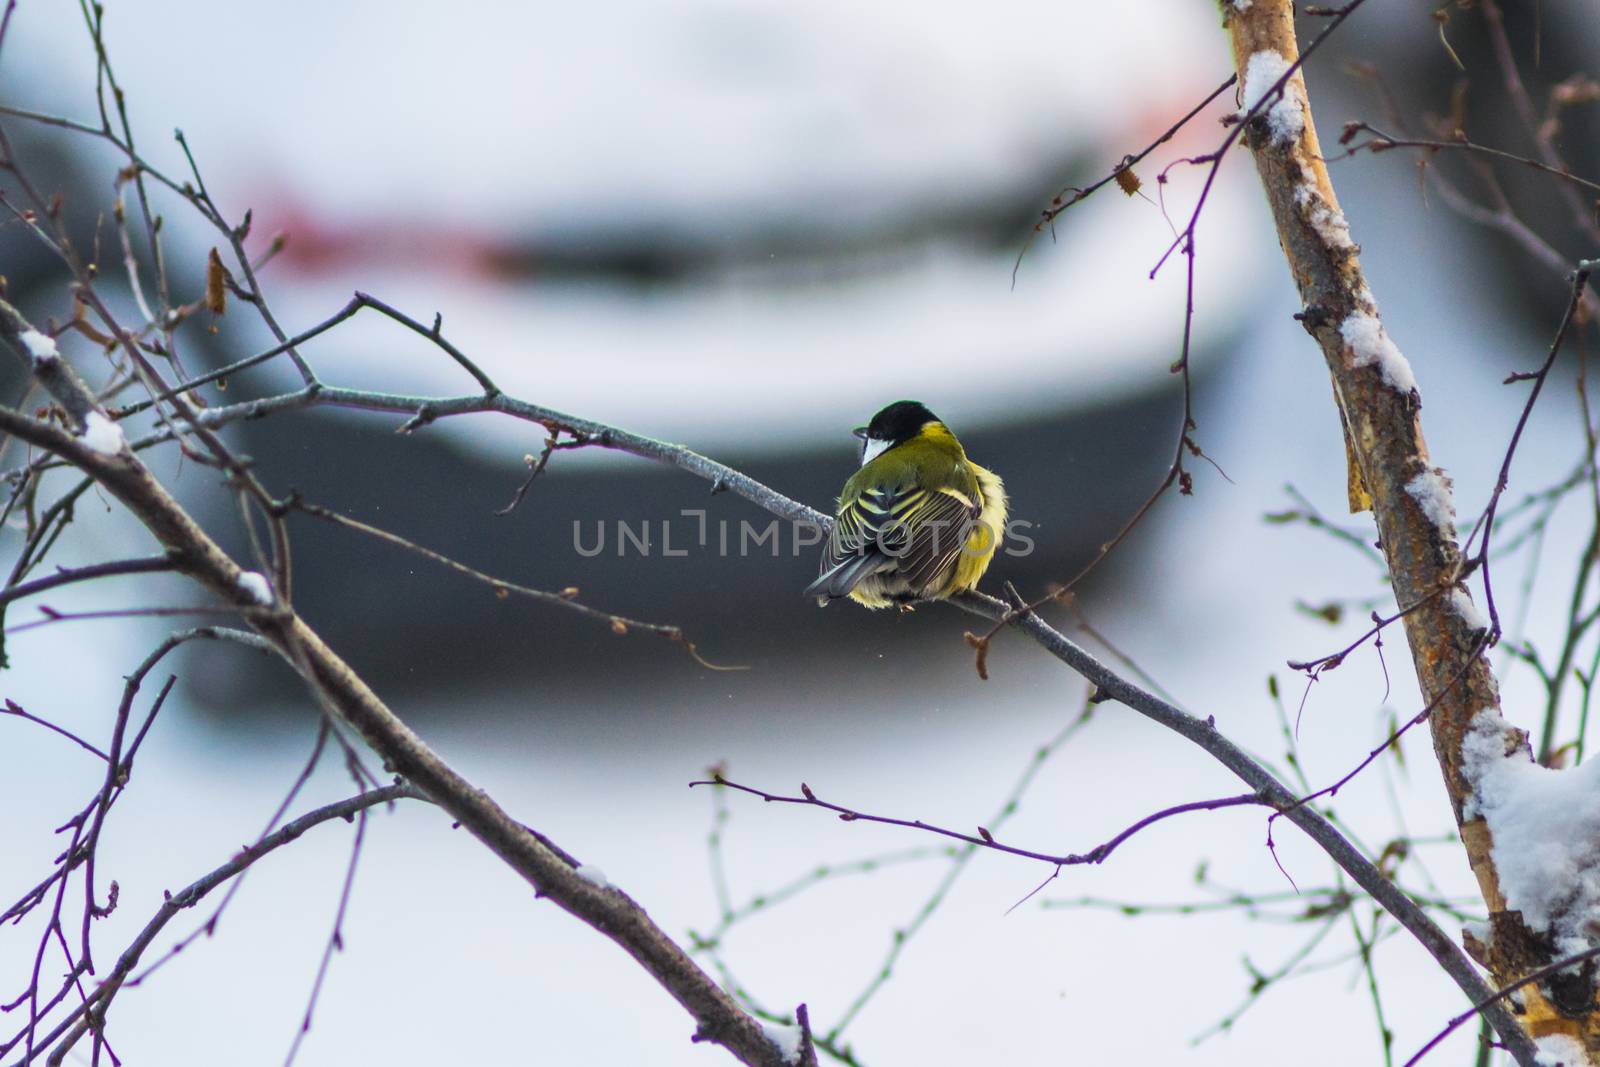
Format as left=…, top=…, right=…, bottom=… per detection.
left=851, top=427, right=868, bottom=440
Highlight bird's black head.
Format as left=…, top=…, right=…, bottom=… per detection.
left=852, top=400, right=940, bottom=447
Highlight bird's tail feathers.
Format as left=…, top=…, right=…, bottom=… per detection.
left=802, top=552, right=887, bottom=602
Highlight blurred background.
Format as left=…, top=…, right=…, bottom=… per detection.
left=2, top=1, right=1597, bottom=1064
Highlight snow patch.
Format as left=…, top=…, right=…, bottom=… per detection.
left=1450, top=588, right=1487, bottom=632
left=1231, top=0, right=1253, bottom=9
left=1462, top=707, right=1600, bottom=957
left=1240, top=50, right=1304, bottom=146
left=236, top=571, right=274, bottom=605
left=19, top=329, right=58, bottom=362
left=1536, top=1033, right=1589, bottom=1066
left=761, top=1021, right=805, bottom=1065
left=1293, top=182, right=1354, bottom=250
left=78, top=411, right=126, bottom=456
left=1340, top=312, right=1417, bottom=394
left=1405, top=469, right=1456, bottom=535
left=575, top=864, right=611, bottom=889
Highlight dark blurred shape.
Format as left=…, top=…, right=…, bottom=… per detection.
left=0, top=102, right=1240, bottom=722
left=190, top=361, right=1223, bottom=717
left=264, top=153, right=1069, bottom=290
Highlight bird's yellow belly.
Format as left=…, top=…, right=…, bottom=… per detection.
left=947, top=462, right=1007, bottom=595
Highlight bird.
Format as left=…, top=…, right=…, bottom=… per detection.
left=804, top=400, right=1007, bottom=609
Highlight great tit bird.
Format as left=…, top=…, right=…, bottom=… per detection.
left=804, top=400, right=1007, bottom=609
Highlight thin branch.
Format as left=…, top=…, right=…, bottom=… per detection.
left=1348, top=901, right=1395, bottom=1067
left=1465, top=260, right=1597, bottom=641
left=288, top=498, right=739, bottom=670
left=1478, top=0, right=1600, bottom=245
left=3, top=291, right=1537, bottom=1061
left=3, top=605, right=243, bottom=636
left=0, top=553, right=178, bottom=612
left=118, top=378, right=828, bottom=527
left=1013, top=72, right=1239, bottom=284
left=0, top=406, right=805, bottom=1067
left=0, top=627, right=272, bottom=936
left=1190, top=914, right=1345, bottom=1044
left=693, top=776, right=1265, bottom=870
left=1341, top=66, right=1600, bottom=323
left=1332, top=123, right=1600, bottom=195
left=496, top=432, right=569, bottom=516
left=824, top=707, right=1095, bottom=1044
left=969, top=4, right=1370, bottom=668
left=282, top=803, right=368, bottom=1066
left=25, top=785, right=422, bottom=1067
left=949, top=589, right=1539, bottom=1067
left=1401, top=943, right=1600, bottom=1067
left=0, top=699, right=108, bottom=761
left=122, top=721, right=335, bottom=992
left=347, top=292, right=499, bottom=397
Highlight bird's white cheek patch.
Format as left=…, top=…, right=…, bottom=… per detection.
left=860, top=438, right=892, bottom=467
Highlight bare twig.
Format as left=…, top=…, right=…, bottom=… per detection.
left=693, top=775, right=1265, bottom=870
left=282, top=802, right=369, bottom=1066
left=0, top=699, right=108, bottom=761
left=1014, top=72, right=1239, bottom=283
left=1464, top=261, right=1597, bottom=644
left=288, top=497, right=739, bottom=670
left=1401, top=943, right=1600, bottom=1067
left=26, top=785, right=422, bottom=1066
left=950, top=589, right=1538, bottom=1067
left=0, top=330, right=806, bottom=1067
left=1332, top=123, right=1600, bottom=195
left=0, top=553, right=179, bottom=611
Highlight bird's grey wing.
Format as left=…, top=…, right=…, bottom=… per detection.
left=803, top=482, right=918, bottom=599
left=894, top=488, right=982, bottom=593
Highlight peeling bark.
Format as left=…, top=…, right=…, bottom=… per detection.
left=1224, top=0, right=1595, bottom=1053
